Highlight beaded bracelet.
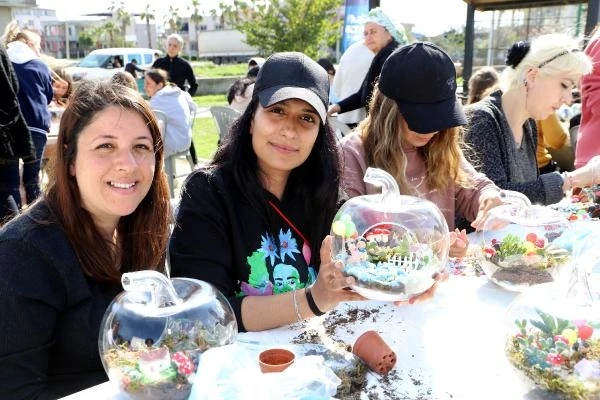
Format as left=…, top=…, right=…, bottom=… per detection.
left=292, top=289, right=303, bottom=322
left=305, top=286, right=325, bottom=316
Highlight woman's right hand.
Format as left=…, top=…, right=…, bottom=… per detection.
left=327, top=104, right=341, bottom=116
left=309, top=236, right=365, bottom=312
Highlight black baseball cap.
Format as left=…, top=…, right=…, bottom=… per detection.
left=253, top=52, right=329, bottom=124
left=378, top=42, right=466, bottom=133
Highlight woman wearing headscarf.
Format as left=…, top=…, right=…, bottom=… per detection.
left=327, top=7, right=407, bottom=116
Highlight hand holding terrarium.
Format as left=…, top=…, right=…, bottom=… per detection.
left=331, top=168, right=450, bottom=302
left=98, top=271, right=237, bottom=400
left=479, top=190, right=572, bottom=291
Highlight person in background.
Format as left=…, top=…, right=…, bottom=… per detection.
left=152, top=34, right=198, bottom=96
left=50, top=67, right=72, bottom=108
left=2, top=21, right=53, bottom=210
left=575, top=27, right=600, bottom=168
left=169, top=52, right=445, bottom=332
left=152, top=33, right=199, bottom=164
left=0, top=43, right=34, bottom=224
left=111, top=70, right=138, bottom=90
left=466, top=66, right=499, bottom=105
left=331, top=41, right=374, bottom=128
left=0, top=80, right=171, bottom=398
left=317, top=57, right=337, bottom=103
left=328, top=7, right=407, bottom=117
left=536, top=113, right=570, bottom=173
left=124, top=58, right=144, bottom=79
left=111, top=56, right=122, bottom=68
left=247, top=56, right=265, bottom=69
left=340, top=42, right=502, bottom=258
left=464, top=35, right=600, bottom=206
left=227, top=65, right=260, bottom=113
left=144, top=68, right=197, bottom=157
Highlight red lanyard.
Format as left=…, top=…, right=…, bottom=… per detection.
left=267, top=200, right=312, bottom=265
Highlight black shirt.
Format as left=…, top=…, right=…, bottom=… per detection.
left=152, top=55, right=198, bottom=96
left=0, top=202, right=121, bottom=399
left=169, top=168, right=320, bottom=332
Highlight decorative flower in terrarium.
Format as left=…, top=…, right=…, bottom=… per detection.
left=506, top=231, right=600, bottom=399
left=479, top=190, right=572, bottom=292
left=99, top=271, right=237, bottom=400
left=331, top=167, right=449, bottom=301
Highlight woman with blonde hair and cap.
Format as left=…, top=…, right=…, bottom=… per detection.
left=464, top=34, right=600, bottom=205
left=328, top=7, right=407, bottom=117
left=340, top=42, right=503, bottom=257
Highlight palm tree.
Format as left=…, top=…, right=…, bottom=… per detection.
left=140, top=4, right=155, bottom=48
left=102, top=21, right=120, bottom=47
left=109, top=1, right=131, bottom=45
left=168, top=6, right=181, bottom=34
left=188, top=0, right=203, bottom=57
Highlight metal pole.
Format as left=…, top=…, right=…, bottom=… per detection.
left=463, top=4, right=475, bottom=95
left=487, top=11, right=495, bottom=66
left=64, top=21, right=70, bottom=59
left=585, top=0, right=600, bottom=36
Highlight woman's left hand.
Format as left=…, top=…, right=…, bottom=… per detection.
left=394, top=271, right=448, bottom=306
left=471, top=191, right=503, bottom=230
left=448, top=228, right=468, bottom=258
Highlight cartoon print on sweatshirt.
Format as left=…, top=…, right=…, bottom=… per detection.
left=239, top=228, right=312, bottom=296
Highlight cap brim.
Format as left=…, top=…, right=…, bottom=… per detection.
left=397, top=97, right=467, bottom=134
left=258, top=85, right=327, bottom=125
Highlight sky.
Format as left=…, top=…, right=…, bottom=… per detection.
left=36, top=0, right=470, bottom=37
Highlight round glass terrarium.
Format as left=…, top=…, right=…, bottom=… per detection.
left=99, top=271, right=237, bottom=400
left=479, top=191, right=572, bottom=292
left=331, top=167, right=450, bottom=301
left=506, top=232, right=600, bottom=399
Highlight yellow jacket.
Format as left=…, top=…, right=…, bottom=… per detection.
left=536, top=113, right=569, bottom=168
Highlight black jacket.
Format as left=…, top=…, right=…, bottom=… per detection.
left=152, top=55, right=198, bottom=96
left=337, top=39, right=399, bottom=114
left=0, top=45, right=33, bottom=160
left=169, top=168, right=321, bottom=332
left=0, top=202, right=121, bottom=399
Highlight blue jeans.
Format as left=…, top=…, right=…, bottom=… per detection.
left=22, top=131, right=47, bottom=204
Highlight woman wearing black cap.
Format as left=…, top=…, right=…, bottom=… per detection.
left=464, top=34, right=600, bottom=205
left=169, top=52, right=365, bottom=332
left=340, top=42, right=503, bottom=258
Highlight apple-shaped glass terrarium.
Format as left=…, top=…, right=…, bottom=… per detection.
left=99, top=270, right=237, bottom=400
left=506, top=231, right=600, bottom=399
left=479, top=190, right=572, bottom=292
left=331, top=167, right=450, bottom=301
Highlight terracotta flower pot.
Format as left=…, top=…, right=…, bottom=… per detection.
left=258, top=348, right=295, bottom=373
left=352, top=330, right=396, bottom=375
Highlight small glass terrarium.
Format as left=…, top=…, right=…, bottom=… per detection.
left=506, top=232, right=600, bottom=399
left=99, top=271, right=237, bottom=400
left=331, top=168, right=449, bottom=301
left=479, top=191, right=572, bottom=292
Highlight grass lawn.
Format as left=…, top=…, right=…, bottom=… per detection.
left=192, top=116, right=219, bottom=161
left=193, top=94, right=227, bottom=108
left=192, top=62, right=247, bottom=78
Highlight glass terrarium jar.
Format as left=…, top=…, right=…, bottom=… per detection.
left=506, top=233, right=600, bottom=399
left=479, top=191, right=572, bottom=292
left=99, top=271, right=237, bottom=400
left=331, top=167, right=449, bottom=301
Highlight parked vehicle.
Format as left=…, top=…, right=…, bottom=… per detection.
left=65, top=48, right=161, bottom=81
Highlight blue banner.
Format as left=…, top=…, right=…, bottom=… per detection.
left=341, top=0, right=370, bottom=53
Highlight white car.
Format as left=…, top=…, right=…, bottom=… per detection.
left=65, top=48, right=161, bottom=81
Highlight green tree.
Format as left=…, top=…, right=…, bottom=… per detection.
left=140, top=4, right=155, bottom=48
left=77, top=29, right=94, bottom=52
left=102, top=21, right=121, bottom=48
left=219, top=0, right=343, bottom=58
left=109, top=1, right=132, bottom=46
left=188, top=0, right=204, bottom=56
left=168, top=6, right=182, bottom=34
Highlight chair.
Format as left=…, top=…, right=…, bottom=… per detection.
left=153, top=109, right=195, bottom=198
left=209, top=106, right=240, bottom=145
left=327, top=116, right=351, bottom=141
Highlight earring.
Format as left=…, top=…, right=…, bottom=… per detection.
left=523, top=79, right=527, bottom=87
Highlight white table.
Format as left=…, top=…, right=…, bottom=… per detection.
left=61, top=276, right=563, bottom=400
